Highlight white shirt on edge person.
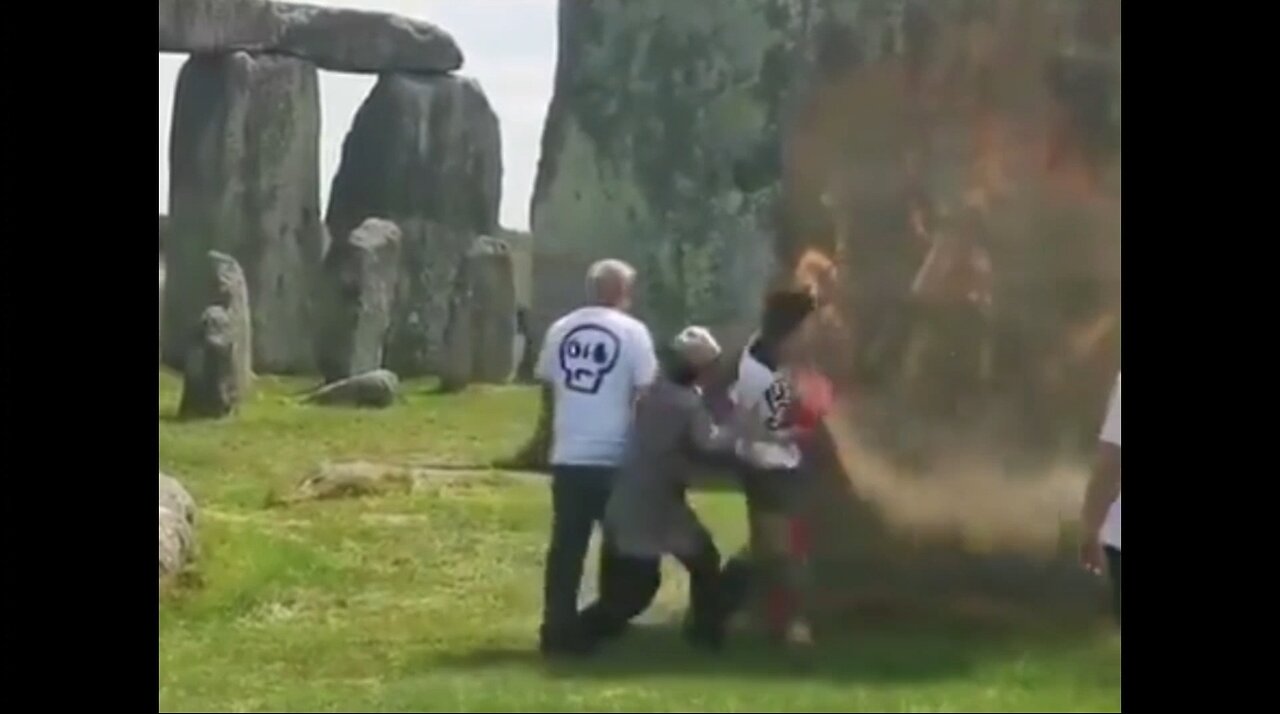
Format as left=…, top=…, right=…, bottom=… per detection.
left=1099, top=373, right=1121, bottom=550
left=731, top=339, right=802, bottom=471
left=537, top=306, right=658, bottom=467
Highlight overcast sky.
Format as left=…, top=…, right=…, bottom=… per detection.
left=158, top=0, right=557, bottom=231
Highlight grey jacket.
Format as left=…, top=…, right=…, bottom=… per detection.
left=604, top=377, right=734, bottom=558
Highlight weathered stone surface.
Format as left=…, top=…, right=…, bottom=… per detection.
left=160, top=505, right=197, bottom=580
left=160, top=472, right=198, bottom=529
left=163, top=52, right=324, bottom=374
left=327, top=74, right=502, bottom=376
left=180, top=306, right=240, bottom=419
left=496, top=228, right=532, bottom=310
left=302, top=369, right=399, bottom=408
left=273, top=3, right=463, bottom=73
left=160, top=0, right=280, bottom=54
left=159, top=0, right=464, bottom=73
left=281, top=461, right=415, bottom=504
left=159, top=214, right=170, bottom=253
left=207, top=251, right=254, bottom=396
left=316, top=218, right=402, bottom=383
left=531, top=0, right=801, bottom=340
left=440, top=236, right=519, bottom=390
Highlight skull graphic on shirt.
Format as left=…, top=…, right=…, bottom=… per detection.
left=558, top=324, right=622, bottom=394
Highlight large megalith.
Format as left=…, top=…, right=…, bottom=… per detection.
left=530, top=0, right=804, bottom=341
left=327, top=73, right=502, bottom=376
left=163, top=51, right=324, bottom=374
left=316, top=218, right=402, bottom=383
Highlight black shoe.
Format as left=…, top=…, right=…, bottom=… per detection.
left=578, top=604, right=630, bottom=643
left=539, top=625, right=597, bottom=658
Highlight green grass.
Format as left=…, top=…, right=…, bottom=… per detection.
left=159, top=372, right=1120, bottom=712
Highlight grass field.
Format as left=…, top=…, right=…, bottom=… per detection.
left=158, top=372, right=1121, bottom=712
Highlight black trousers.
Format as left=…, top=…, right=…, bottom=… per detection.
left=541, top=465, right=618, bottom=637
left=580, top=526, right=724, bottom=640
left=1105, top=546, right=1121, bottom=625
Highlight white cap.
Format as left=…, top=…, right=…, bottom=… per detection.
left=671, top=326, right=722, bottom=367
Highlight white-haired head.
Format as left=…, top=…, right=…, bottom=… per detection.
left=671, top=325, right=721, bottom=368
left=586, top=259, right=637, bottom=310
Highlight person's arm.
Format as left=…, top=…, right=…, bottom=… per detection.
left=1080, top=376, right=1121, bottom=573
left=631, top=324, right=659, bottom=401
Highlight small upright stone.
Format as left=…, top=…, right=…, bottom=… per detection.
left=439, top=236, right=518, bottom=390
left=179, top=306, right=240, bottom=419
left=207, top=251, right=253, bottom=396
left=316, top=219, right=402, bottom=383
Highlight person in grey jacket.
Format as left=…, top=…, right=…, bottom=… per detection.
left=579, top=326, right=736, bottom=650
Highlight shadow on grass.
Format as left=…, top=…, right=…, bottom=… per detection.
left=425, top=613, right=1104, bottom=685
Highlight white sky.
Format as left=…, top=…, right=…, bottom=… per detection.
left=157, top=0, right=557, bottom=231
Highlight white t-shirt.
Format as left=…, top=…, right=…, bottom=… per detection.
left=536, top=306, right=658, bottom=466
left=1099, top=372, right=1121, bottom=550
left=731, top=342, right=802, bottom=470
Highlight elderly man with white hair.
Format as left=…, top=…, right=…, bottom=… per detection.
left=534, top=259, right=659, bottom=657
left=577, top=325, right=737, bottom=651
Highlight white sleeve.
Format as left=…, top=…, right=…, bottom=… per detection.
left=1099, top=373, right=1121, bottom=447
left=631, top=324, right=658, bottom=389
left=535, top=325, right=558, bottom=383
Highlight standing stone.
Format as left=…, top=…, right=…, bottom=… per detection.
left=207, top=251, right=254, bottom=396
left=440, top=236, right=518, bottom=389
left=327, top=74, right=502, bottom=376
left=472, top=236, right=519, bottom=383
left=179, top=306, right=240, bottom=419
left=160, top=0, right=464, bottom=74
left=317, top=219, right=402, bottom=383
left=438, top=278, right=473, bottom=393
left=531, top=0, right=801, bottom=341
left=164, top=51, right=324, bottom=374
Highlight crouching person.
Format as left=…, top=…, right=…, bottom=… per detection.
left=580, top=327, right=736, bottom=650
